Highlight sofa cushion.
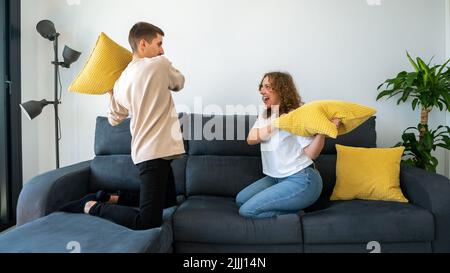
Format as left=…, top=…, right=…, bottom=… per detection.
left=0, top=208, right=175, bottom=253
left=89, top=154, right=187, bottom=196
left=306, top=117, right=378, bottom=212
left=302, top=200, right=434, bottom=244
left=186, top=155, right=263, bottom=197
left=304, top=242, right=432, bottom=253
left=331, top=145, right=408, bottom=203
left=273, top=100, right=376, bottom=138
left=173, top=195, right=303, bottom=245
left=89, top=155, right=140, bottom=192
left=95, top=116, right=132, bottom=156
left=68, top=32, right=132, bottom=95
left=184, top=114, right=260, bottom=156
left=94, top=115, right=188, bottom=156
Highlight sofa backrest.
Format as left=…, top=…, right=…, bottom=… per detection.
left=89, top=116, right=187, bottom=196
left=89, top=114, right=376, bottom=207
left=182, top=114, right=264, bottom=197
left=321, top=116, right=377, bottom=155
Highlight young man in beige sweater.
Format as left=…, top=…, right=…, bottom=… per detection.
left=59, top=22, right=185, bottom=230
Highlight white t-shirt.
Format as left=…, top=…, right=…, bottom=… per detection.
left=252, top=114, right=314, bottom=178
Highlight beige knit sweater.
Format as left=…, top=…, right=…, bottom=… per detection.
left=108, top=56, right=185, bottom=164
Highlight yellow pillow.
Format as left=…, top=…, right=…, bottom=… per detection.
left=272, top=100, right=376, bottom=138
left=331, top=144, right=408, bottom=203
left=69, top=32, right=132, bottom=95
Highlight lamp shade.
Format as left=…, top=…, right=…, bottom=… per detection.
left=62, top=46, right=81, bottom=68
left=19, top=99, right=52, bottom=120
left=36, top=20, right=57, bottom=41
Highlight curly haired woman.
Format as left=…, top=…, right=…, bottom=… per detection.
left=236, top=72, right=340, bottom=218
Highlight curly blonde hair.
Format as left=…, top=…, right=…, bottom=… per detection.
left=259, top=72, right=304, bottom=118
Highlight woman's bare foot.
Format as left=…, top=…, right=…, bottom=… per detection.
left=109, top=195, right=119, bottom=204
left=95, top=190, right=119, bottom=203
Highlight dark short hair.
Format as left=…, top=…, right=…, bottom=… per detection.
left=128, top=22, right=164, bottom=53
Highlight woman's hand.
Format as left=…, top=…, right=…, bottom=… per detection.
left=259, top=124, right=274, bottom=141
left=303, top=118, right=341, bottom=159
left=303, top=134, right=326, bottom=160
left=331, top=118, right=341, bottom=128
left=247, top=124, right=275, bottom=145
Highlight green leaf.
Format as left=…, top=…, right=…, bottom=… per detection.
left=438, top=94, right=450, bottom=111
left=417, top=57, right=430, bottom=84
left=402, top=132, right=417, bottom=144
left=404, top=159, right=419, bottom=168
left=404, top=126, right=419, bottom=133
left=376, top=90, right=394, bottom=100
left=387, top=90, right=404, bottom=100
left=437, top=58, right=450, bottom=77
left=412, top=98, right=419, bottom=110
left=427, top=55, right=435, bottom=66
left=406, top=72, right=418, bottom=87
left=400, top=89, right=411, bottom=102
left=436, top=143, right=450, bottom=150
left=406, top=51, right=420, bottom=72
left=377, top=82, right=385, bottom=90
left=441, top=135, right=450, bottom=146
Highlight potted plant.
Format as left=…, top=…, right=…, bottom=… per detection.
left=376, top=52, right=450, bottom=172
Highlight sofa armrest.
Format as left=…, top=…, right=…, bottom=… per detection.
left=400, top=164, right=450, bottom=252
left=16, top=161, right=91, bottom=226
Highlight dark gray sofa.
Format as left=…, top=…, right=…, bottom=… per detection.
left=0, top=113, right=449, bottom=253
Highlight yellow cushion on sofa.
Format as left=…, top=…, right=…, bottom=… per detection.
left=331, top=144, right=408, bottom=203
left=272, top=100, right=376, bottom=138
left=69, top=32, right=132, bottom=95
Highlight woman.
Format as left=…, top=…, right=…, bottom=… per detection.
left=236, top=72, right=340, bottom=218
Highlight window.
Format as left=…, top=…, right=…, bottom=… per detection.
left=0, top=0, right=22, bottom=232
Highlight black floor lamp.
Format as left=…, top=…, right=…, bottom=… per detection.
left=19, top=20, right=81, bottom=169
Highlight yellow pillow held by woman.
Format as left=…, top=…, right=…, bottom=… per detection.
left=69, top=32, right=132, bottom=95
left=272, top=100, right=376, bottom=138
left=331, top=144, right=408, bottom=203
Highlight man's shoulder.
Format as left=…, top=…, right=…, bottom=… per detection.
left=141, top=56, right=170, bottom=69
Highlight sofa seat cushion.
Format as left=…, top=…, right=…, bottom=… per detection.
left=302, top=200, right=434, bottom=244
left=173, top=195, right=303, bottom=245
left=0, top=207, right=176, bottom=253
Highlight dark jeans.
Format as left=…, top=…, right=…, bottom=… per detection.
left=89, top=158, right=177, bottom=230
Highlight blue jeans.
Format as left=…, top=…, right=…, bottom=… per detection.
left=236, top=167, right=323, bottom=218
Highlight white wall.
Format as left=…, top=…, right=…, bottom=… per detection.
left=21, top=0, right=447, bottom=182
